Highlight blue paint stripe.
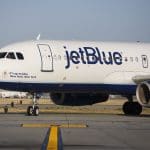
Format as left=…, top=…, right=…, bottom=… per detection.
left=0, top=82, right=136, bottom=95
left=41, top=128, right=51, bottom=150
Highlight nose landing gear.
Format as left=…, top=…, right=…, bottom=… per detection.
left=27, top=93, right=39, bottom=116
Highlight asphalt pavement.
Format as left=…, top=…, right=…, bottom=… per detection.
left=0, top=113, right=149, bottom=150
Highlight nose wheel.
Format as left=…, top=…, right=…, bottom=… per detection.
left=27, top=106, right=39, bottom=116
left=27, top=93, right=40, bottom=116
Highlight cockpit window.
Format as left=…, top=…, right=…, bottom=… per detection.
left=16, top=52, right=24, bottom=60
left=0, top=52, right=7, bottom=58
left=6, top=52, right=16, bottom=59
left=0, top=52, right=24, bottom=60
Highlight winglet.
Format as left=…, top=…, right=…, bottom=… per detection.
left=36, top=34, right=41, bottom=40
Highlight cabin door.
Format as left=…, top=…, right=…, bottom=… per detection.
left=141, top=55, right=148, bottom=68
left=37, top=44, right=53, bottom=72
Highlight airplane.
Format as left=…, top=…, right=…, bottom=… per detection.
left=0, top=40, right=150, bottom=116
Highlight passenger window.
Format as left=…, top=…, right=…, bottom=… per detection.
left=130, top=57, right=133, bottom=62
left=53, top=54, right=57, bottom=60
left=124, top=57, right=128, bottom=62
left=0, top=52, right=7, bottom=58
left=6, top=52, right=16, bottom=59
left=135, top=57, right=138, bottom=62
left=16, top=52, right=24, bottom=60
left=58, top=55, right=61, bottom=60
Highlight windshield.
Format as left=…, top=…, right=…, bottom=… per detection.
left=0, top=52, right=7, bottom=58
left=0, top=52, right=24, bottom=60
left=6, top=52, right=16, bottom=59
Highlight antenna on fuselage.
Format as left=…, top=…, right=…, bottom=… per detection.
left=36, top=34, right=41, bottom=40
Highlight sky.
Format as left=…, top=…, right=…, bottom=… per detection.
left=0, top=0, right=150, bottom=47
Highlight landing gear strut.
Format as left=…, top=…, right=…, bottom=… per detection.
left=27, top=93, right=39, bottom=116
left=123, top=96, right=142, bottom=115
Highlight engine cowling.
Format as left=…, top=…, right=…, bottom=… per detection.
left=50, top=93, right=109, bottom=106
left=136, top=82, right=150, bottom=107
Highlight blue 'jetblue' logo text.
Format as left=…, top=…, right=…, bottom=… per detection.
left=64, top=46, right=122, bottom=69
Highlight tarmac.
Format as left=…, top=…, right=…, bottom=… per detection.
left=0, top=113, right=149, bottom=150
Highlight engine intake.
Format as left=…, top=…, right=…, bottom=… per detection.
left=136, top=82, right=150, bottom=107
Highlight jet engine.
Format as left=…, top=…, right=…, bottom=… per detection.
left=136, top=82, right=150, bottom=107
left=50, top=93, right=109, bottom=106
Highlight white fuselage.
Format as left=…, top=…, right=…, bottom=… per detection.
left=0, top=40, right=150, bottom=94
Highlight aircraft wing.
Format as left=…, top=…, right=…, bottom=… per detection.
left=132, top=75, right=150, bottom=84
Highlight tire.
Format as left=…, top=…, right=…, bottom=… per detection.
left=123, top=102, right=132, bottom=115
left=33, top=106, right=39, bottom=116
left=27, top=106, right=33, bottom=116
left=132, top=102, right=142, bottom=115
left=123, top=102, right=142, bottom=116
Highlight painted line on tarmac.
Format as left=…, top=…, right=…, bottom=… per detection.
left=41, top=126, right=63, bottom=150
left=21, top=123, right=87, bottom=128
